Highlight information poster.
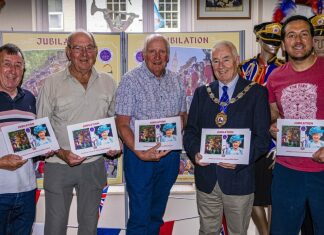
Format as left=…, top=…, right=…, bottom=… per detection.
left=1, top=32, right=122, bottom=97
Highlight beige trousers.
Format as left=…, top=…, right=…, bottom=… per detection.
left=196, top=182, right=254, bottom=235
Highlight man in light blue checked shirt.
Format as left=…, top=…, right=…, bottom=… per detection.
left=115, top=34, right=186, bottom=235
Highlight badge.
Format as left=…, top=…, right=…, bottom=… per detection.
left=215, top=112, right=227, bottom=127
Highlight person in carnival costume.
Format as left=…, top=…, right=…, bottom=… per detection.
left=240, top=22, right=284, bottom=235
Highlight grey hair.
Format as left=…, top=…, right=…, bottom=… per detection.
left=143, top=34, right=170, bottom=56
left=66, top=29, right=97, bottom=48
left=210, top=40, right=239, bottom=59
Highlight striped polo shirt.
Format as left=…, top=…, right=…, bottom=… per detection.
left=0, top=88, right=36, bottom=194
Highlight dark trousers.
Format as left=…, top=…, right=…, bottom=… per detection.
left=0, top=189, right=36, bottom=235
left=271, top=164, right=324, bottom=235
left=301, top=203, right=314, bottom=235
left=124, top=145, right=180, bottom=235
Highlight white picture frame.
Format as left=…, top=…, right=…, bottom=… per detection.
left=134, top=116, right=182, bottom=151
left=277, top=119, right=324, bottom=157
left=200, top=128, right=251, bottom=164
left=67, top=117, right=120, bottom=158
left=1, top=117, right=59, bottom=159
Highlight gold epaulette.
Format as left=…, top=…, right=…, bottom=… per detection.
left=239, top=56, right=257, bottom=67
left=274, top=58, right=285, bottom=66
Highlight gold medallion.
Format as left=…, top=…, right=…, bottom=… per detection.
left=206, top=82, right=256, bottom=128
left=215, top=112, right=227, bottom=127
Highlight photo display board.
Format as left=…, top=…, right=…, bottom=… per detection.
left=1, top=31, right=243, bottom=184
left=127, top=31, right=243, bottom=182
left=0, top=32, right=123, bottom=187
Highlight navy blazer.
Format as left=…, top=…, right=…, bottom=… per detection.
left=183, top=77, right=271, bottom=195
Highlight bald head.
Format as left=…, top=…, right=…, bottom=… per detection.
left=143, top=34, right=170, bottom=57
left=142, top=34, right=170, bottom=78
left=67, top=29, right=97, bottom=48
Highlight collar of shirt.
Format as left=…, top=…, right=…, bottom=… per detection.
left=218, top=75, right=239, bottom=99
left=141, top=62, right=168, bottom=80
left=15, top=87, right=26, bottom=101
left=63, top=63, right=99, bottom=87
left=0, top=87, right=25, bottom=101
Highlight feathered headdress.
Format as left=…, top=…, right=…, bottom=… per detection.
left=296, top=0, right=323, bottom=14
left=273, top=0, right=323, bottom=22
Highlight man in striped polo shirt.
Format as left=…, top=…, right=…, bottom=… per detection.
left=0, top=43, right=37, bottom=235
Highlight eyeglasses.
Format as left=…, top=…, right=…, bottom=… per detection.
left=69, top=45, right=97, bottom=53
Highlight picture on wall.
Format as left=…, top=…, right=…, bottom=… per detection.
left=197, top=0, right=251, bottom=19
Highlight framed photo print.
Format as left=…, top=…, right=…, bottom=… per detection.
left=197, top=0, right=251, bottom=19
left=134, top=116, right=182, bottom=151
left=277, top=119, right=324, bottom=157
left=67, top=117, right=120, bottom=158
left=200, top=128, right=251, bottom=164
left=1, top=117, right=59, bottom=159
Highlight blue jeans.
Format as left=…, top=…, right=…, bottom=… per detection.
left=271, top=164, right=324, bottom=235
left=124, top=146, right=180, bottom=235
left=0, top=189, right=36, bottom=235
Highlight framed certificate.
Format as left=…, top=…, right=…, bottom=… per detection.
left=200, top=128, right=251, bottom=164
left=1, top=117, right=59, bottom=159
left=277, top=119, right=324, bottom=157
left=67, top=117, right=120, bottom=157
left=134, top=116, right=182, bottom=151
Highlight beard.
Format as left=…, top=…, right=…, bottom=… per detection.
left=288, top=47, right=314, bottom=61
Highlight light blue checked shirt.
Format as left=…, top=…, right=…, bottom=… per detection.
left=115, top=62, right=186, bottom=132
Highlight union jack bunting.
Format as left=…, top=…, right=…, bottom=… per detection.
left=99, top=185, right=109, bottom=217
left=220, top=215, right=228, bottom=235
